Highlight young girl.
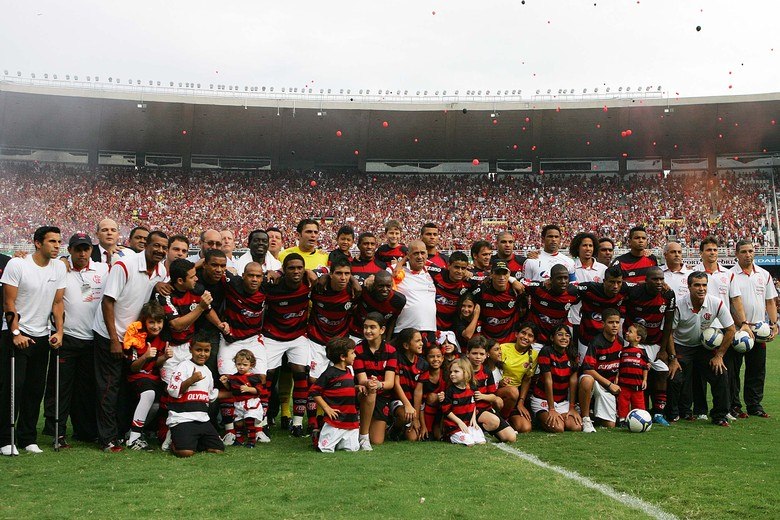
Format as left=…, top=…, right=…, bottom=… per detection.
left=354, top=312, right=398, bottom=450
left=467, top=336, right=516, bottom=443
left=441, top=358, right=486, bottom=446
left=219, top=349, right=266, bottom=448
left=500, top=322, right=540, bottom=433
left=530, top=325, right=582, bottom=433
left=437, top=330, right=460, bottom=366
left=391, top=328, right=428, bottom=442
left=453, top=292, right=481, bottom=349
left=485, top=339, right=504, bottom=392
left=124, top=301, right=172, bottom=451
left=414, top=345, right=446, bottom=440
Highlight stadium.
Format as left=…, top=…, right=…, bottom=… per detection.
left=1, top=2, right=779, bottom=520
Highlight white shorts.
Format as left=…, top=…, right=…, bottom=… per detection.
left=579, top=374, right=617, bottom=422
left=449, top=426, right=487, bottom=446
left=318, top=422, right=359, bottom=453
left=234, top=397, right=264, bottom=422
left=529, top=396, right=570, bottom=415
left=309, top=339, right=331, bottom=379
left=265, top=335, right=310, bottom=370
left=641, top=343, right=668, bottom=372
left=160, top=343, right=191, bottom=384
left=218, top=335, right=267, bottom=376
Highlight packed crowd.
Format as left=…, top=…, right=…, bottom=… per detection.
left=0, top=162, right=772, bottom=252
left=0, top=212, right=775, bottom=456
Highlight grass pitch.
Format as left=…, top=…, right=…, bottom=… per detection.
left=1, top=344, right=778, bottom=519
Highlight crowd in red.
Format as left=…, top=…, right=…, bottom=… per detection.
left=0, top=162, right=771, bottom=250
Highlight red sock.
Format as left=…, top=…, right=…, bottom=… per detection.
left=292, top=371, right=309, bottom=418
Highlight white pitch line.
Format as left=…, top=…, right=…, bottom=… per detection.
left=492, top=442, right=678, bottom=520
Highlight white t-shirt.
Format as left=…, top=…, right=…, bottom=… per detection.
left=166, top=359, right=218, bottom=427
left=662, top=264, right=693, bottom=302
left=729, top=263, right=778, bottom=324
left=569, top=258, right=607, bottom=325
left=235, top=251, right=281, bottom=275
left=672, top=294, right=734, bottom=347
left=523, top=250, right=576, bottom=282
left=93, top=252, right=167, bottom=340
left=0, top=255, right=67, bottom=337
left=394, top=266, right=437, bottom=333
left=63, top=259, right=109, bottom=340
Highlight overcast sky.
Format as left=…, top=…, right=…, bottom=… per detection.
left=1, top=0, right=778, bottom=98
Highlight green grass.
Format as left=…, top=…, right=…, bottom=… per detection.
left=1, top=344, right=778, bottom=519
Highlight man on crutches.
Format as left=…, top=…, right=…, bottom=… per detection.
left=0, top=226, right=66, bottom=456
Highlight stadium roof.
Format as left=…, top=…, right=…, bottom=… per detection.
left=1, top=81, right=778, bottom=169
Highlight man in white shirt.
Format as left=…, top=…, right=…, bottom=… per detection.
left=668, top=271, right=735, bottom=425
left=728, top=240, right=778, bottom=418
left=568, top=232, right=607, bottom=327
left=661, top=241, right=692, bottom=301
left=43, top=233, right=108, bottom=447
left=393, top=240, right=437, bottom=344
left=220, top=230, right=239, bottom=272
left=235, top=229, right=281, bottom=275
left=524, top=224, right=575, bottom=281
left=93, top=230, right=168, bottom=452
left=0, top=226, right=67, bottom=455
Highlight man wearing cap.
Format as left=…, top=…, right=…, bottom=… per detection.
left=471, top=261, right=525, bottom=344
left=43, top=233, right=108, bottom=446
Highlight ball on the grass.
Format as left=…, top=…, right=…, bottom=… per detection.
left=627, top=409, right=652, bottom=433
left=732, top=330, right=754, bottom=353
left=752, top=321, right=771, bottom=342
left=700, top=327, right=724, bottom=350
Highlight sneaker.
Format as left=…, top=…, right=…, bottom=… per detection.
left=1, top=444, right=19, bottom=456
left=668, top=415, right=680, bottom=423
left=713, top=419, right=731, bottom=427
left=280, top=416, right=291, bottom=431
left=222, top=432, right=237, bottom=446
left=737, top=411, right=750, bottom=419
left=616, top=419, right=627, bottom=429
left=696, top=414, right=709, bottom=421
left=750, top=410, right=770, bottom=418
left=652, top=414, right=670, bottom=426
left=102, top=441, right=124, bottom=453
left=127, top=437, right=154, bottom=452
left=582, top=416, right=596, bottom=433
left=683, top=414, right=696, bottom=422
left=245, top=442, right=255, bottom=448
left=290, top=425, right=306, bottom=438
left=161, top=431, right=172, bottom=452
left=725, top=413, right=738, bottom=422
left=53, top=436, right=71, bottom=449
left=256, top=431, right=271, bottom=443
left=359, top=437, right=373, bottom=451
left=24, top=444, right=43, bottom=454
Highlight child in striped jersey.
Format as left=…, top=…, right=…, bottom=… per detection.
left=441, top=359, right=486, bottom=446
left=414, top=344, right=446, bottom=441
left=391, top=328, right=428, bottom=442
left=616, top=323, right=650, bottom=427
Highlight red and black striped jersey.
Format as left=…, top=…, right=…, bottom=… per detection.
left=618, top=345, right=649, bottom=391
left=222, top=273, right=266, bottom=342
left=376, top=243, right=408, bottom=265
left=426, top=252, right=449, bottom=276
left=418, top=369, right=446, bottom=397
left=348, top=289, right=407, bottom=336
left=307, top=284, right=355, bottom=346
left=581, top=333, right=623, bottom=383
left=222, top=373, right=264, bottom=402
left=261, top=280, right=310, bottom=341
left=309, top=365, right=359, bottom=430
left=349, top=257, right=388, bottom=286
left=396, top=351, right=429, bottom=401
left=624, top=284, right=676, bottom=345
left=468, top=266, right=490, bottom=284
left=353, top=341, right=397, bottom=396
left=473, top=364, right=498, bottom=412
left=432, top=271, right=475, bottom=331
left=471, top=282, right=522, bottom=343
left=533, top=345, right=574, bottom=403
left=155, top=287, right=204, bottom=346
left=612, top=252, right=658, bottom=283
left=575, top=282, right=628, bottom=345
left=491, top=253, right=527, bottom=278
left=441, top=384, right=476, bottom=435
left=126, top=334, right=165, bottom=382
left=525, top=281, right=579, bottom=344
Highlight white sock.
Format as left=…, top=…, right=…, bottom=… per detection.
left=128, top=431, right=141, bottom=443
left=292, top=416, right=303, bottom=427
left=359, top=434, right=369, bottom=442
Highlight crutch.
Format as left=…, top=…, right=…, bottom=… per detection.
left=49, top=313, right=60, bottom=452
left=5, top=312, right=18, bottom=456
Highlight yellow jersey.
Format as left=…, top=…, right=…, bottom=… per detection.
left=499, top=343, right=539, bottom=386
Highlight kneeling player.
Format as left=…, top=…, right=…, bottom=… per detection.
left=309, top=338, right=360, bottom=453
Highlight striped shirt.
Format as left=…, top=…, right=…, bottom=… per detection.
left=156, top=287, right=203, bottom=345
left=432, top=271, right=474, bottom=331
left=612, top=252, right=658, bottom=283
left=349, top=289, right=407, bottom=337
left=472, top=282, right=523, bottom=343
left=582, top=333, right=623, bottom=383
left=353, top=341, right=397, bottom=396
left=533, top=345, right=574, bottom=403
left=473, top=364, right=498, bottom=412
left=396, top=351, right=429, bottom=401
left=309, top=365, right=359, bottom=430
left=575, top=282, right=627, bottom=345
left=261, top=280, right=310, bottom=341
left=222, top=273, right=266, bottom=342
left=618, top=345, right=649, bottom=391
left=624, top=284, right=676, bottom=345
left=525, top=281, right=579, bottom=344
left=307, top=284, right=355, bottom=346
left=441, top=384, right=476, bottom=435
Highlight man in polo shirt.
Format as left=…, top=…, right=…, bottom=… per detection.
left=0, top=226, right=66, bottom=456
left=91, top=218, right=120, bottom=265
left=668, top=271, right=735, bottom=426
left=43, top=233, right=107, bottom=447
left=523, top=224, right=575, bottom=281
left=393, top=240, right=437, bottom=344
left=661, top=241, right=692, bottom=301
left=279, top=219, right=329, bottom=270
left=93, top=230, right=168, bottom=452
left=728, top=240, right=778, bottom=418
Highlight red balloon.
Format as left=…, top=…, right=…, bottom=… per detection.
left=310, top=180, right=317, bottom=187
left=772, top=120, right=777, bottom=125
left=525, top=117, right=530, bottom=122
left=718, top=134, right=723, bottom=138
left=729, top=85, right=733, bottom=89
left=621, top=131, right=627, bottom=137
left=336, top=130, right=342, bottom=137
left=522, top=126, right=527, bottom=131
left=382, top=121, right=389, bottom=128
left=181, top=130, right=187, bottom=135
left=626, top=129, right=632, bottom=136
left=512, top=144, right=518, bottom=150
left=492, top=119, right=498, bottom=125
left=596, top=123, right=601, bottom=129
left=603, top=106, right=608, bottom=112
left=414, top=137, right=419, bottom=143
left=531, top=145, right=537, bottom=151
left=354, top=150, right=359, bottom=155
left=472, top=159, right=480, bottom=166
left=586, top=141, right=591, bottom=145
left=622, top=153, right=628, bottom=157
left=652, top=141, right=657, bottom=146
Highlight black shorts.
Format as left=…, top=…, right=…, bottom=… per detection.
left=170, top=421, right=225, bottom=452
left=131, top=378, right=164, bottom=397
left=372, top=394, right=394, bottom=423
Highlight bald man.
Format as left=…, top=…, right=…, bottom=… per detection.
left=92, top=218, right=120, bottom=264
left=392, top=240, right=437, bottom=344
left=188, top=229, right=222, bottom=263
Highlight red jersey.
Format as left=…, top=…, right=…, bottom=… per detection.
left=307, top=284, right=355, bottom=346
left=376, top=244, right=408, bottom=265
left=348, top=289, right=406, bottom=337
left=613, top=252, right=658, bottom=283
left=222, top=373, right=264, bottom=402
left=491, top=253, right=527, bottom=278
left=472, top=282, right=523, bottom=343
left=156, top=287, right=204, bottom=346
left=432, top=271, right=474, bottom=331
left=349, top=257, right=387, bottom=286
left=525, top=281, right=579, bottom=344
left=353, top=341, right=397, bottom=396
left=618, top=345, right=649, bottom=391
left=426, top=252, right=449, bottom=276
left=473, top=365, right=498, bottom=412
left=441, top=384, right=476, bottom=435
left=261, top=280, right=310, bottom=341
left=309, top=365, right=359, bottom=430
left=581, top=333, right=623, bottom=383
left=126, top=334, right=165, bottom=383
left=396, top=351, right=429, bottom=401
left=533, top=345, right=574, bottom=403
left=222, top=272, right=266, bottom=342
left=575, top=282, right=627, bottom=345
left=624, top=284, right=676, bottom=345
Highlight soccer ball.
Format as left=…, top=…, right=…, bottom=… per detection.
left=732, top=330, right=754, bottom=354
left=752, top=321, right=772, bottom=342
left=627, top=409, right=653, bottom=433
left=700, top=327, right=724, bottom=350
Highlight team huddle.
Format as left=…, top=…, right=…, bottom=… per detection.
left=0, top=217, right=775, bottom=456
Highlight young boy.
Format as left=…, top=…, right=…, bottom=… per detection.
left=466, top=336, right=516, bottom=442
left=166, top=331, right=225, bottom=457
left=309, top=337, right=360, bottom=453
left=376, top=219, right=408, bottom=266
left=616, top=323, right=650, bottom=427
left=219, top=349, right=267, bottom=448
left=328, top=225, right=355, bottom=265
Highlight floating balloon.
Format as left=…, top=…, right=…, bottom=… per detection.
left=382, top=121, right=389, bottom=128
left=354, top=150, right=359, bottom=155
left=512, top=144, right=518, bottom=150
left=621, top=131, right=627, bottom=137
left=531, top=145, right=537, bottom=151
left=181, top=130, right=187, bottom=135
left=336, top=130, right=342, bottom=137
left=493, top=119, right=498, bottom=125
left=603, top=106, right=608, bottom=112
left=596, top=123, right=601, bottom=129
left=472, top=159, right=480, bottom=166
left=310, top=180, right=317, bottom=187
left=525, top=117, right=530, bottom=122
left=626, top=129, right=633, bottom=136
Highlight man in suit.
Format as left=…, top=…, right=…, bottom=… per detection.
left=91, top=218, right=120, bottom=265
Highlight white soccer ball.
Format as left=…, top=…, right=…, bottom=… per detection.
left=752, top=321, right=772, bottom=342
left=700, top=327, right=724, bottom=350
left=732, top=330, right=754, bottom=354
left=627, top=409, right=653, bottom=433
